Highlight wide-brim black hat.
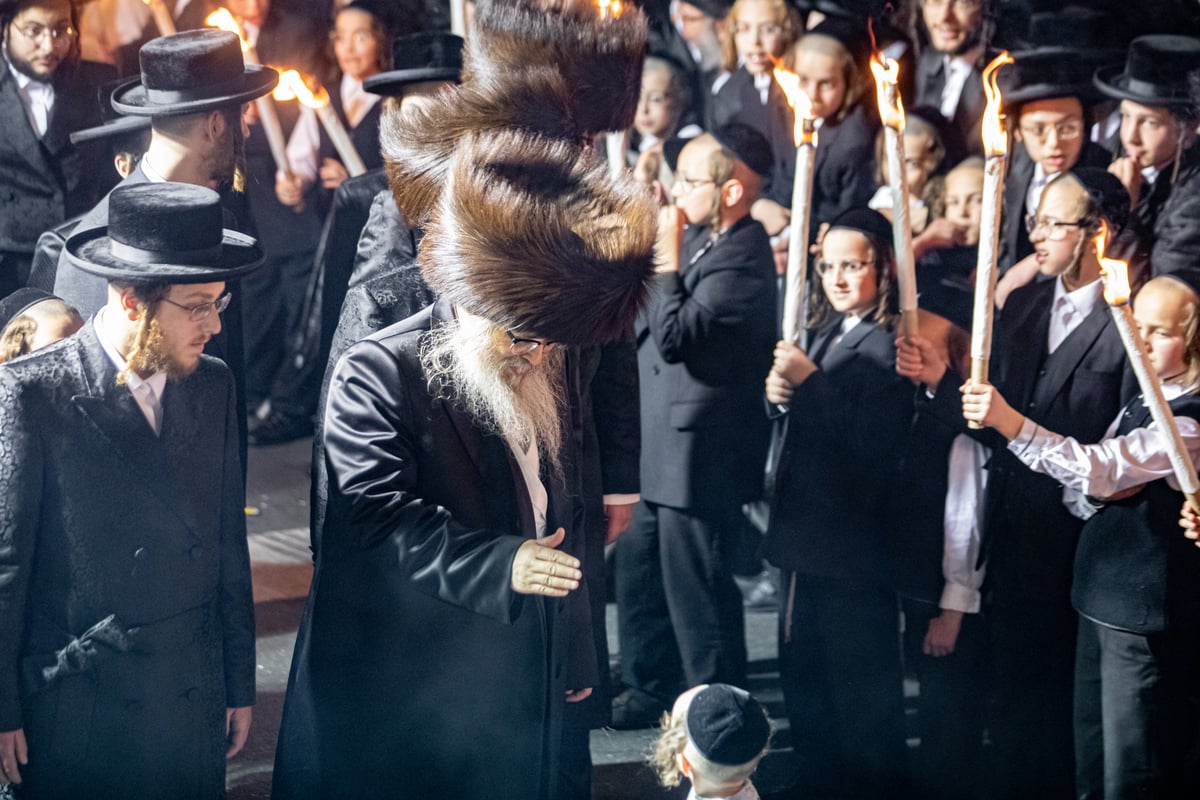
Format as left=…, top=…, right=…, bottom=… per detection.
left=112, top=29, right=278, bottom=117
left=363, top=32, right=463, bottom=96
left=1094, top=35, right=1200, bottom=108
left=1000, top=48, right=1102, bottom=110
left=70, top=114, right=152, bottom=145
left=65, top=183, right=264, bottom=283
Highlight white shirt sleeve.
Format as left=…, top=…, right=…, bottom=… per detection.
left=1008, top=413, right=1200, bottom=512
left=940, top=434, right=987, bottom=613
left=282, top=106, right=321, bottom=184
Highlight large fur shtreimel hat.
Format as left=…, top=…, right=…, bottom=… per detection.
left=383, top=0, right=647, bottom=226
left=418, top=130, right=656, bottom=346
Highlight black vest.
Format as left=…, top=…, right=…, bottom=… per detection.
left=1070, top=392, right=1200, bottom=634
left=316, top=88, right=384, bottom=176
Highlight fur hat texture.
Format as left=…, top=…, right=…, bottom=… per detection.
left=419, top=129, right=656, bottom=346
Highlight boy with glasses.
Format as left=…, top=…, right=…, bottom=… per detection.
left=0, top=0, right=116, bottom=294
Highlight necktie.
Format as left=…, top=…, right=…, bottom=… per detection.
left=1048, top=296, right=1075, bottom=354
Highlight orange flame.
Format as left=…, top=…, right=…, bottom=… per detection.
left=981, top=51, right=1015, bottom=157
left=597, top=0, right=623, bottom=19
left=869, top=54, right=904, bottom=130
left=1094, top=223, right=1131, bottom=305
left=205, top=8, right=250, bottom=52
left=273, top=69, right=330, bottom=110
left=773, top=66, right=815, bottom=146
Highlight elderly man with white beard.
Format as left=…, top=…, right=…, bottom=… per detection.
left=272, top=124, right=655, bottom=800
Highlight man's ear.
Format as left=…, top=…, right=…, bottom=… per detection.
left=119, top=287, right=142, bottom=321
left=722, top=178, right=745, bottom=208
left=206, top=109, right=227, bottom=144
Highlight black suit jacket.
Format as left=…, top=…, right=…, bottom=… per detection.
left=1071, top=393, right=1200, bottom=634
left=0, top=325, right=254, bottom=797
left=0, top=59, right=115, bottom=257
left=924, top=278, right=1136, bottom=606
left=636, top=215, right=777, bottom=511
left=762, top=315, right=915, bottom=584
left=273, top=299, right=593, bottom=799
left=1149, top=146, right=1200, bottom=276
left=915, top=48, right=987, bottom=158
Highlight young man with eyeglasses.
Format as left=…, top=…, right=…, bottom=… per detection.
left=993, top=48, right=1114, bottom=288
left=898, top=168, right=1136, bottom=799
left=0, top=182, right=262, bottom=797
left=0, top=0, right=116, bottom=295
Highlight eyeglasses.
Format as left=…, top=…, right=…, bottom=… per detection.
left=675, top=175, right=715, bottom=191
left=161, top=293, right=232, bottom=323
left=920, top=0, right=982, bottom=12
left=1025, top=215, right=1086, bottom=241
left=505, top=330, right=557, bottom=355
left=815, top=259, right=874, bottom=277
left=11, top=22, right=76, bottom=45
left=1018, top=120, right=1084, bottom=143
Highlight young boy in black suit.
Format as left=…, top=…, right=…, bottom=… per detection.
left=898, top=168, right=1137, bottom=799
left=613, top=124, right=777, bottom=728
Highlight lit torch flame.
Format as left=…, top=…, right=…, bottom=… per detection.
left=597, top=0, right=623, bottom=19
left=774, top=66, right=816, bottom=146
left=981, top=51, right=1015, bottom=157
left=273, top=69, right=330, bottom=110
left=205, top=8, right=250, bottom=52
left=869, top=53, right=904, bottom=130
left=1094, top=223, right=1131, bottom=305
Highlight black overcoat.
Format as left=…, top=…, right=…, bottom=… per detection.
left=272, top=300, right=595, bottom=800
left=0, top=325, right=255, bottom=799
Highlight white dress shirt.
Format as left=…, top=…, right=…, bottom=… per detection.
left=689, top=780, right=760, bottom=800
left=1009, top=381, right=1200, bottom=520
left=1047, top=277, right=1102, bottom=354
left=5, top=47, right=55, bottom=139
left=282, top=73, right=379, bottom=184
left=939, top=56, right=972, bottom=120
left=941, top=434, right=987, bottom=613
left=1024, top=162, right=1062, bottom=224
left=94, top=309, right=168, bottom=436
left=504, top=432, right=548, bottom=537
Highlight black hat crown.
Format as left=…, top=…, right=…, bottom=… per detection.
left=999, top=48, right=1100, bottom=111
left=363, top=32, right=464, bottom=96
left=1095, top=35, right=1200, bottom=108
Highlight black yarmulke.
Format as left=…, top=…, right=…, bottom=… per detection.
left=1070, top=167, right=1131, bottom=236
left=828, top=207, right=894, bottom=248
left=0, top=288, right=55, bottom=332
left=712, top=123, right=773, bottom=177
left=685, top=684, right=770, bottom=766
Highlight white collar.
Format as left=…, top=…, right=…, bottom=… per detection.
left=139, top=153, right=168, bottom=183
left=1031, top=162, right=1061, bottom=188
left=1142, top=164, right=1160, bottom=185
left=93, top=308, right=168, bottom=399
left=1161, top=380, right=1200, bottom=402
left=1052, top=275, right=1102, bottom=319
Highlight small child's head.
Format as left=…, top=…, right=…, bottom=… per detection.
left=721, top=0, right=801, bottom=75
left=785, top=17, right=870, bottom=122
left=942, top=156, right=985, bottom=245
left=812, top=208, right=898, bottom=328
left=651, top=683, right=771, bottom=797
left=1134, top=273, right=1200, bottom=385
left=1030, top=168, right=1129, bottom=284
left=635, top=55, right=691, bottom=142
left=671, top=125, right=771, bottom=229
left=875, top=112, right=946, bottom=199
left=332, top=1, right=391, bottom=82
left=0, top=289, right=84, bottom=363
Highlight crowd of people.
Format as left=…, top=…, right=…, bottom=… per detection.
left=1, top=0, right=1200, bottom=798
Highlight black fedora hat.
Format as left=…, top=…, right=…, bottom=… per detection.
left=111, top=29, right=278, bottom=117
left=999, top=48, right=1101, bottom=112
left=70, top=78, right=153, bottom=146
left=363, top=32, right=463, bottom=96
left=65, top=183, right=264, bottom=283
left=1094, top=35, right=1200, bottom=108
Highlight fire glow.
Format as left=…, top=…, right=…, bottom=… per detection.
left=773, top=66, right=816, bottom=146
left=1094, top=223, right=1132, bottom=305
left=205, top=8, right=250, bottom=52
left=980, top=52, right=1015, bottom=157
left=869, top=54, right=904, bottom=130
left=597, top=0, right=623, bottom=19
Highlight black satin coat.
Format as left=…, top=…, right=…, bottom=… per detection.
left=0, top=325, right=255, bottom=799
left=273, top=300, right=595, bottom=800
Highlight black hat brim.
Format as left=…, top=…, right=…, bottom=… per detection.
left=64, top=226, right=264, bottom=283
left=362, top=67, right=460, bottom=96
left=1093, top=64, right=1194, bottom=107
left=111, top=66, right=279, bottom=117
left=69, top=115, right=153, bottom=145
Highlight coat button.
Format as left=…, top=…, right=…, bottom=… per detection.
left=133, top=547, right=147, bottom=560
left=189, top=545, right=203, bottom=560
left=185, top=687, right=201, bottom=702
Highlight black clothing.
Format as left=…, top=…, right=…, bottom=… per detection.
left=915, top=48, right=986, bottom=159
left=1147, top=146, right=1200, bottom=276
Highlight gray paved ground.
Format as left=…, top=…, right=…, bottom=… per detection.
left=230, top=438, right=798, bottom=799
